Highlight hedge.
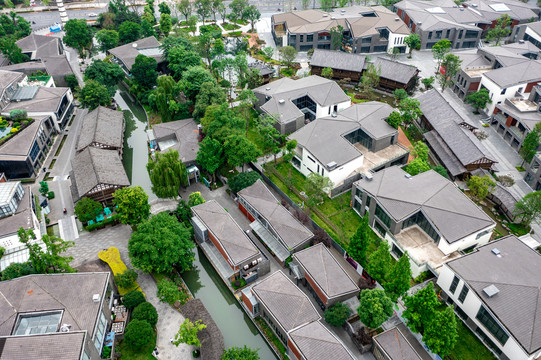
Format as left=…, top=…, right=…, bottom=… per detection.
left=85, top=214, right=120, bottom=232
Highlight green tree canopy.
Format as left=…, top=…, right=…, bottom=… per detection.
left=431, top=39, right=452, bottom=72
left=423, top=306, right=458, bottom=357
left=147, top=149, right=188, bottom=199
left=404, top=33, right=421, bottom=56
left=305, top=173, right=333, bottom=207
left=84, top=60, right=125, bottom=95
left=132, top=301, right=159, bottom=327
left=128, top=212, right=195, bottom=273
left=520, top=122, right=541, bottom=163
left=224, top=135, right=262, bottom=171
left=324, top=302, right=351, bottom=327
left=159, top=1, right=171, bottom=14
left=79, top=80, right=112, bottom=110
left=202, top=104, right=244, bottom=142
left=465, top=88, right=491, bottom=111
left=18, top=228, right=75, bottom=274
left=366, top=241, right=392, bottom=284
left=330, top=25, right=344, bottom=51
left=0, top=13, right=31, bottom=39
left=193, top=81, right=226, bottom=120
left=113, top=186, right=151, bottom=227
left=177, top=0, right=192, bottom=21
left=466, top=175, right=496, bottom=202
left=74, top=197, right=103, bottom=223
left=487, top=14, right=511, bottom=46
left=95, top=29, right=119, bottom=52
left=438, top=53, right=462, bottom=92
left=1, top=262, right=35, bottom=281
left=118, top=21, right=142, bottom=44
left=0, top=37, right=28, bottom=64
left=404, top=157, right=431, bottom=176
left=386, top=111, right=401, bottom=129
left=125, top=319, right=154, bottom=350
left=196, top=137, right=224, bottom=183
left=398, top=97, right=422, bottom=125
left=123, top=290, right=146, bottom=309
left=321, top=67, right=333, bottom=79
left=229, top=171, right=262, bottom=194
left=385, top=252, right=412, bottom=302
left=348, top=212, right=370, bottom=267
left=188, top=192, right=206, bottom=207
left=243, top=4, right=260, bottom=31
left=63, top=19, right=93, bottom=56
left=222, top=346, right=260, bottom=360
left=159, top=13, right=172, bottom=36
left=114, top=268, right=139, bottom=289
left=279, top=46, right=297, bottom=68
left=174, top=318, right=207, bottom=347
left=167, top=46, right=201, bottom=80
left=403, top=282, right=439, bottom=333
left=181, top=66, right=216, bottom=101
left=132, top=54, right=158, bottom=90
left=514, top=191, right=541, bottom=225
left=357, top=289, right=393, bottom=329
left=157, top=278, right=189, bottom=305
left=39, top=181, right=49, bottom=197
left=228, top=0, right=249, bottom=22
left=360, top=63, right=380, bottom=91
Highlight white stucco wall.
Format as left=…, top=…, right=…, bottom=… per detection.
left=437, top=225, right=495, bottom=255
left=316, top=100, right=351, bottom=118
left=387, top=33, right=410, bottom=53
left=481, top=76, right=529, bottom=114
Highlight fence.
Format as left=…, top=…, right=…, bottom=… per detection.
left=330, top=173, right=362, bottom=198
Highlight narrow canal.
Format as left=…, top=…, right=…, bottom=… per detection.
left=116, top=84, right=277, bottom=359
left=183, top=248, right=277, bottom=359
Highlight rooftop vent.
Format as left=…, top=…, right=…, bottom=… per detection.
left=395, top=17, right=400, bottom=21
left=132, top=43, right=138, bottom=48
left=471, top=3, right=478, bottom=6
left=92, top=294, right=101, bottom=303
left=364, top=173, right=373, bottom=181
left=491, top=248, right=502, bottom=257
left=327, top=161, right=338, bottom=170
left=418, top=21, right=422, bottom=25
left=331, top=112, right=337, bottom=117
left=278, top=99, right=285, bottom=104
left=483, top=284, right=500, bottom=298
left=519, top=39, right=525, bottom=44
left=266, top=87, right=270, bottom=90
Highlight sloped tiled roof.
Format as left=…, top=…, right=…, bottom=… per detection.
left=310, top=49, right=366, bottom=73
left=0, top=331, right=85, bottom=360
left=484, top=60, right=541, bottom=88
left=108, top=36, right=163, bottom=71
left=252, top=271, right=320, bottom=332
left=151, top=119, right=200, bottom=163
left=0, top=117, right=48, bottom=157
left=3, top=87, right=69, bottom=113
left=373, top=327, right=423, bottom=360
left=16, top=34, right=60, bottom=59
left=77, top=106, right=124, bottom=152
left=289, top=321, right=356, bottom=360
left=372, top=57, right=419, bottom=85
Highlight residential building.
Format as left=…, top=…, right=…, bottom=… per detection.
left=437, top=235, right=541, bottom=360
left=373, top=327, right=424, bottom=360
left=292, top=243, right=359, bottom=309
left=418, top=90, right=497, bottom=178
left=463, top=0, right=541, bottom=29
left=393, top=0, right=483, bottom=50
left=492, top=85, right=541, bottom=151
left=0, top=272, right=114, bottom=360
left=76, top=106, right=125, bottom=155
left=238, top=179, right=314, bottom=263
left=352, top=166, right=495, bottom=277
left=272, top=6, right=410, bottom=54
left=309, top=50, right=419, bottom=91
left=524, top=149, right=541, bottom=191
left=191, top=200, right=269, bottom=284
left=0, top=181, right=41, bottom=271
left=147, top=119, right=200, bottom=165
left=248, top=62, right=275, bottom=84
left=253, top=75, right=350, bottom=134
left=0, top=69, right=74, bottom=132
left=0, top=116, right=55, bottom=180
left=70, top=147, right=130, bottom=204
left=108, top=36, right=165, bottom=74
left=288, top=102, right=409, bottom=193
left=512, top=21, right=541, bottom=49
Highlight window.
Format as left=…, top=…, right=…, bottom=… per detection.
left=375, top=204, right=391, bottom=228
left=446, top=29, right=451, bottom=38
left=93, top=311, right=107, bottom=351
left=449, top=275, right=460, bottom=294
left=373, top=45, right=387, bottom=52
left=458, top=285, right=469, bottom=303
left=428, top=31, right=432, bottom=40
left=458, top=30, right=463, bottom=38
left=307, top=155, right=316, bottom=163
left=355, top=187, right=363, bottom=199
left=475, top=328, right=503, bottom=355
left=354, top=198, right=362, bottom=213
left=500, top=88, right=506, bottom=95
left=366, top=196, right=371, bottom=208
left=29, top=142, right=40, bottom=161
left=476, top=306, right=509, bottom=345
left=374, top=220, right=386, bottom=236
left=13, top=311, right=62, bottom=335
left=83, top=352, right=90, bottom=360
left=391, top=243, right=403, bottom=258
left=361, top=36, right=372, bottom=44
left=307, top=34, right=313, bottom=42
left=435, top=30, right=442, bottom=39
left=402, top=211, right=440, bottom=242
left=465, top=30, right=478, bottom=39
left=360, top=46, right=371, bottom=53
left=476, top=228, right=491, bottom=240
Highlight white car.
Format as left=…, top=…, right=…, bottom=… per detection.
left=88, top=13, right=98, bottom=17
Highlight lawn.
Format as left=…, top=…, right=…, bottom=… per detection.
left=116, top=329, right=157, bottom=360
left=449, top=319, right=496, bottom=360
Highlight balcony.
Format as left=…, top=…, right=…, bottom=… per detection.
left=507, top=125, right=525, bottom=140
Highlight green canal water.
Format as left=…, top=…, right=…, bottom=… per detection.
left=183, top=248, right=277, bottom=359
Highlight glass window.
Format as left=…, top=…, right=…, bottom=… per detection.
left=458, top=30, right=463, bottom=38
left=458, top=284, right=469, bottom=303
left=366, top=196, right=371, bottom=208
left=361, top=36, right=372, bottom=44
left=428, top=32, right=432, bottom=40
left=354, top=198, right=362, bottom=213
left=83, top=352, right=90, bottom=360
left=476, top=228, right=491, bottom=240
left=374, top=220, right=386, bottom=236
left=476, top=306, right=509, bottom=345
left=13, top=311, right=62, bottom=335
left=307, top=34, right=313, bottom=42
left=391, top=243, right=403, bottom=258
left=344, top=127, right=373, bottom=150
left=375, top=204, right=391, bottom=228
left=355, top=187, right=363, bottom=199
left=93, top=311, right=107, bottom=351
left=449, top=275, right=460, bottom=294
left=402, top=211, right=440, bottom=242
left=29, top=142, right=40, bottom=161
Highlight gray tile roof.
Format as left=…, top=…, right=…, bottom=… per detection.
left=288, top=101, right=397, bottom=168
left=355, top=166, right=495, bottom=243
left=0, top=117, right=48, bottom=157
left=191, top=200, right=260, bottom=266
left=373, top=327, right=423, bottom=360
left=108, top=36, right=163, bottom=71
left=151, top=119, right=200, bottom=163
left=446, top=235, right=541, bottom=354
left=526, top=21, right=541, bottom=36
left=479, top=42, right=538, bottom=67
left=293, top=243, right=359, bottom=300
left=3, top=87, right=69, bottom=113
left=372, top=58, right=419, bottom=85
left=252, top=271, right=320, bottom=332
left=0, top=273, right=109, bottom=337
left=0, top=185, right=34, bottom=238
left=0, top=331, right=85, bottom=360
left=71, top=147, right=130, bottom=199
left=288, top=321, right=356, bottom=360
left=77, top=106, right=124, bottom=152
left=484, top=60, right=541, bottom=88
left=15, top=34, right=60, bottom=59
left=310, top=49, right=366, bottom=73
left=0, top=70, right=24, bottom=97
left=463, top=0, right=539, bottom=22
left=239, top=180, right=313, bottom=249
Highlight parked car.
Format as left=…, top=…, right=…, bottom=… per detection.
left=88, top=12, right=98, bottom=17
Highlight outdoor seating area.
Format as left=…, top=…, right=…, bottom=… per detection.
left=87, top=207, right=115, bottom=226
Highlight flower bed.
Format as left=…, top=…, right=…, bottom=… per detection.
left=99, top=247, right=143, bottom=295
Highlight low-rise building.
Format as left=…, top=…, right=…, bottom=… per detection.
left=108, top=36, right=165, bottom=74
left=191, top=200, right=268, bottom=284
left=0, top=116, right=55, bottom=180
left=352, top=166, right=495, bottom=277
left=418, top=90, right=496, bottom=178
left=437, top=235, right=541, bottom=360
left=238, top=179, right=314, bottom=263
left=512, top=21, right=541, bottom=50
left=0, top=272, right=114, bottom=360
left=373, top=327, right=424, bottom=360
left=147, top=119, right=200, bottom=165
left=248, top=62, right=275, bottom=84
left=76, top=106, right=125, bottom=155
left=253, top=75, right=351, bottom=134
left=272, top=6, right=410, bottom=54
left=288, top=102, right=409, bottom=193
left=292, top=243, right=359, bottom=310
left=525, top=150, right=541, bottom=191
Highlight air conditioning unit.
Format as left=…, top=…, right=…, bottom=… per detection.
left=279, top=99, right=285, bottom=104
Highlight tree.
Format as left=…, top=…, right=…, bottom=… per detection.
left=177, top=0, right=192, bottom=22
left=398, top=97, right=422, bottom=125
left=65, top=74, right=79, bottom=92
left=196, top=137, right=224, bottom=183
left=123, top=290, right=146, bottom=309
left=203, top=104, right=244, bottom=142
left=422, top=76, right=435, bottom=91
left=160, top=13, right=172, bottom=36
left=403, top=282, right=439, bottom=333
left=438, top=53, right=462, bottom=92
left=366, top=241, right=392, bottom=284
left=157, top=278, right=189, bottom=304
left=113, top=186, right=151, bottom=227
left=431, top=39, right=452, bottom=73
left=210, top=0, right=223, bottom=23
left=150, top=75, right=182, bottom=122
left=18, top=228, right=75, bottom=274
left=125, top=319, right=154, bottom=350
left=129, top=212, right=195, bottom=273
left=222, top=346, right=260, bottom=360
left=466, top=175, right=496, bottom=203
left=182, top=66, right=216, bottom=101
left=302, top=0, right=310, bottom=9
left=167, top=47, right=200, bottom=80
left=84, top=60, right=125, bottom=95
left=330, top=25, right=344, bottom=51
left=114, top=268, right=139, bottom=289
left=487, top=14, right=511, bottom=46
left=187, top=15, right=198, bottom=36
left=0, top=37, right=28, bottom=64
left=132, top=54, right=158, bottom=90
left=193, top=81, right=226, bottom=120
left=279, top=46, right=297, bottom=68
left=324, top=302, right=351, bottom=327
left=74, top=197, right=103, bottom=223
left=132, top=302, right=159, bottom=327
left=194, top=0, right=210, bottom=23
left=158, top=1, right=171, bottom=14
left=305, top=173, right=333, bottom=207
left=405, top=157, right=431, bottom=176
left=79, top=80, right=111, bottom=110
left=360, top=63, right=380, bottom=90
left=228, top=0, right=248, bottom=23
left=63, top=19, right=93, bottom=56
left=0, top=13, right=31, bottom=39
left=147, top=149, right=188, bottom=198
left=357, top=289, right=393, bottom=329
left=229, top=171, right=262, bottom=194
left=386, top=111, right=401, bottom=129
left=96, top=29, right=119, bottom=52
left=521, top=123, right=541, bottom=164
left=465, top=88, right=491, bottom=112
left=423, top=307, right=458, bottom=357
left=39, top=180, right=49, bottom=197
left=321, top=67, right=333, bottom=79
left=412, top=141, right=429, bottom=161
left=238, top=89, right=258, bottom=134
left=348, top=212, right=370, bottom=267
left=1, top=262, right=35, bottom=281
left=393, top=89, right=408, bottom=101
left=320, top=0, right=333, bottom=12
left=385, top=252, right=412, bottom=302
left=118, top=21, right=142, bottom=44
left=263, top=46, right=274, bottom=59
left=243, top=5, right=260, bottom=31
left=515, top=191, right=541, bottom=225
left=188, top=192, right=206, bottom=207
left=432, top=165, right=448, bottom=178
left=218, top=3, right=227, bottom=24
left=224, top=135, right=262, bottom=171
left=257, top=114, right=281, bottom=162
left=404, top=33, right=420, bottom=57
left=174, top=318, right=207, bottom=347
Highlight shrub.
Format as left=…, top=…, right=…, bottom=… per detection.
left=114, top=269, right=138, bottom=289
left=132, top=302, right=158, bottom=327
left=122, top=290, right=145, bottom=309
left=0, top=246, right=5, bottom=258
left=47, top=191, right=55, bottom=199
left=324, top=302, right=352, bottom=327
left=86, top=214, right=121, bottom=231
left=229, top=171, right=262, bottom=194
left=9, top=109, right=27, bottom=120
left=124, top=319, right=153, bottom=351
left=1, top=262, right=36, bottom=281
left=12, top=121, right=20, bottom=128
left=10, top=128, right=17, bottom=133
left=65, top=74, right=79, bottom=91
left=102, top=346, right=111, bottom=358
left=157, top=279, right=188, bottom=305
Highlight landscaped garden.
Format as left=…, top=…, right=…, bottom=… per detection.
left=449, top=319, right=496, bottom=360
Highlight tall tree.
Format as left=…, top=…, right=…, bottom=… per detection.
left=228, top=0, right=248, bottom=23
left=360, top=63, right=380, bottom=91
left=438, top=53, right=462, bottom=92
left=187, top=15, right=199, bottom=36
left=514, top=191, right=541, bottom=225
left=0, top=13, right=31, bottom=39
left=167, top=46, right=201, bottom=79
left=177, top=0, right=192, bottom=22
left=96, top=29, right=119, bottom=52
left=238, top=89, right=258, bottom=135
left=0, top=37, right=28, bottom=63
left=466, top=175, right=496, bottom=203
left=520, top=122, right=541, bottom=164
left=150, top=75, right=181, bottom=122
left=210, top=0, right=223, bottom=23
left=160, top=13, right=172, bottom=36
left=63, top=19, right=93, bottom=57
left=147, top=149, right=188, bottom=198
left=18, top=228, right=75, bottom=274
left=193, top=81, right=226, bottom=120
left=203, top=104, right=244, bottom=142
left=398, top=97, right=422, bottom=125
left=158, top=2, right=171, bottom=14
left=131, top=54, right=158, bottom=90
left=129, top=212, right=195, bottom=273
left=366, top=241, right=392, bottom=284
left=243, top=5, right=260, bottom=31
left=224, top=135, right=262, bottom=171
left=196, top=137, right=224, bottom=183
left=330, top=25, right=344, bottom=51
left=113, top=186, right=151, bottom=227
left=465, top=88, right=491, bottom=112
left=74, top=197, right=103, bottom=223
left=195, top=0, right=211, bottom=23
left=188, top=192, right=206, bottom=207
left=84, top=60, right=125, bottom=96
left=181, top=66, right=216, bottom=101
left=320, top=0, right=333, bottom=12
left=305, top=173, right=333, bottom=207
left=357, top=289, right=394, bottom=329
left=423, top=307, right=458, bottom=357
left=348, top=212, right=370, bottom=267
left=385, top=252, right=412, bottom=302
left=386, top=111, right=401, bottom=129
left=487, top=14, right=511, bottom=46
left=79, top=80, right=112, bottom=110
left=173, top=319, right=206, bottom=347
left=431, top=39, right=452, bottom=73
left=118, top=21, right=142, bottom=44
left=403, top=282, right=439, bottom=333
left=279, top=46, right=297, bottom=68
left=404, top=33, right=420, bottom=57
left=257, top=114, right=281, bottom=162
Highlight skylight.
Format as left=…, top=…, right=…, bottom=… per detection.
left=13, top=311, right=63, bottom=336
left=426, top=7, right=446, bottom=14
left=489, top=3, right=510, bottom=11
